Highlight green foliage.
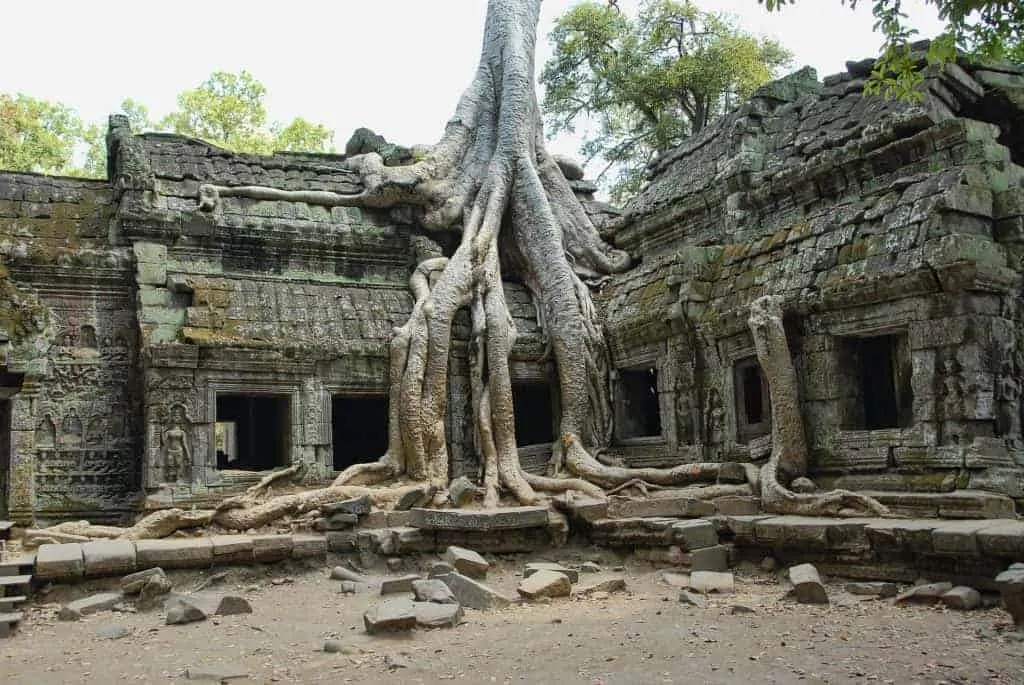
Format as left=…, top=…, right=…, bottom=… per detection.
left=0, top=94, right=90, bottom=175
left=3, top=71, right=336, bottom=178
left=160, top=70, right=334, bottom=154
left=760, top=1, right=1024, bottom=98
left=541, top=0, right=791, bottom=202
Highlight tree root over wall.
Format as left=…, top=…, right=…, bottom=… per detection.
left=26, top=2, right=889, bottom=544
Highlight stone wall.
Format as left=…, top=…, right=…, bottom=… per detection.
left=0, top=172, right=141, bottom=523
left=601, top=58, right=1024, bottom=506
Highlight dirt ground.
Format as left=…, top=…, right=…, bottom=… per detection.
left=1, top=549, right=1022, bottom=685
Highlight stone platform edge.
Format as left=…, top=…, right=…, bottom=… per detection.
left=33, top=534, right=327, bottom=582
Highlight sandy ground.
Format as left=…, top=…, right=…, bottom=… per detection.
left=1, top=549, right=1022, bottom=685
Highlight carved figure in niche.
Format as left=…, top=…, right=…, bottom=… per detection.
left=675, top=387, right=695, bottom=445
left=941, top=358, right=963, bottom=420
left=85, top=416, right=105, bottom=446
left=79, top=325, right=97, bottom=348
left=35, top=416, right=56, bottom=448
left=61, top=411, right=83, bottom=448
left=996, top=359, right=1021, bottom=440
left=705, top=388, right=725, bottom=458
left=161, top=404, right=192, bottom=483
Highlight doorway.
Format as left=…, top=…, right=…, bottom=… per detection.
left=215, top=394, right=291, bottom=471
left=332, top=395, right=388, bottom=471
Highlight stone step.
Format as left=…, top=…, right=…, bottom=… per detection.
left=0, top=595, right=26, bottom=611
left=0, top=521, right=13, bottom=540
left=862, top=490, right=1017, bottom=519
left=0, top=575, right=32, bottom=592
left=409, top=506, right=550, bottom=531
left=0, top=553, right=35, bottom=577
left=0, top=611, right=24, bottom=638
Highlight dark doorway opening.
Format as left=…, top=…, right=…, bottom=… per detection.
left=0, top=400, right=10, bottom=517
left=512, top=384, right=554, bottom=446
left=215, top=394, right=290, bottom=471
left=734, top=357, right=771, bottom=443
left=616, top=367, right=662, bottom=440
left=840, top=334, right=912, bottom=430
left=333, top=395, right=388, bottom=471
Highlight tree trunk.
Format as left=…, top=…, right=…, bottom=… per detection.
left=748, top=296, right=889, bottom=517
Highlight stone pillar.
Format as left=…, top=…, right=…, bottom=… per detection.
left=300, top=377, right=332, bottom=481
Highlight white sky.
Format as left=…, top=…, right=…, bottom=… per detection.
left=1, top=0, right=945, bottom=169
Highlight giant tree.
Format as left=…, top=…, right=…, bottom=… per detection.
left=542, top=0, right=791, bottom=201
left=38, top=0, right=888, bottom=542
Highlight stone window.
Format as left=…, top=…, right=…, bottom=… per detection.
left=734, top=357, right=771, bottom=442
left=332, top=395, right=388, bottom=471
left=839, top=334, right=912, bottom=430
left=512, top=383, right=555, bottom=446
left=215, top=394, right=290, bottom=471
left=615, top=367, right=662, bottom=441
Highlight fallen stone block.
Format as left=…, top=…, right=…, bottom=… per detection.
left=82, top=540, right=137, bottom=577
left=321, top=496, right=371, bottom=516
left=164, top=595, right=208, bottom=625
left=120, top=566, right=165, bottom=594
left=184, top=664, right=248, bottom=681
left=58, top=591, right=124, bottom=621
left=121, top=567, right=169, bottom=595
left=413, top=601, right=463, bottom=628
left=135, top=538, right=214, bottom=570
left=395, top=486, right=435, bottom=511
left=845, top=581, right=898, bottom=598
left=524, top=562, right=579, bottom=583
left=678, top=590, right=707, bottom=608
left=412, top=579, right=457, bottom=604
left=995, top=565, right=1024, bottom=628
left=579, top=562, right=602, bottom=574
left=251, top=535, right=293, bottom=563
left=439, top=572, right=513, bottom=610
left=443, top=546, right=490, bottom=577
left=574, top=578, right=627, bottom=597
left=329, top=566, right=367, bottom=583
left=688, top=571, right=734, bottom=594
left=209, top=536, right=253, bottom=564
left=518, top=569, right=571, bottom=600
left=184, top=593, right=252, bottom=617
left=940, top=586, right=981, bottom=610
left=35, top=543, right=84, bottom=580
left=895, top=581, right=954, bottom=605
left=788, top=564, right=828, bottom=605
left=660, top=571, right=690, bottom=588
left=380, top=574, right=422, bottom=595
left=427, top=561, right=455, bottom=578
left=363, top=597, right=417, bottom=634
left=410, top=506, right=549, bottom=531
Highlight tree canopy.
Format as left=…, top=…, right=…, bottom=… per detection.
left=761, top=0, right=1024, bottom=96
left=0, top=94, right=93, bottom=176
left=159, top=70, right=334, bottom=155
left=541, top=0, right=791, bottom=202
left=0, top=71, right=335, bottom=178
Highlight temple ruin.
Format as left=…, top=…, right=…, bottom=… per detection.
left=2, top=55, right=1024, bottom=529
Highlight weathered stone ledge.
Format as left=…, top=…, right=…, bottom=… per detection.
left=33, top=534, right=326, bottom=582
